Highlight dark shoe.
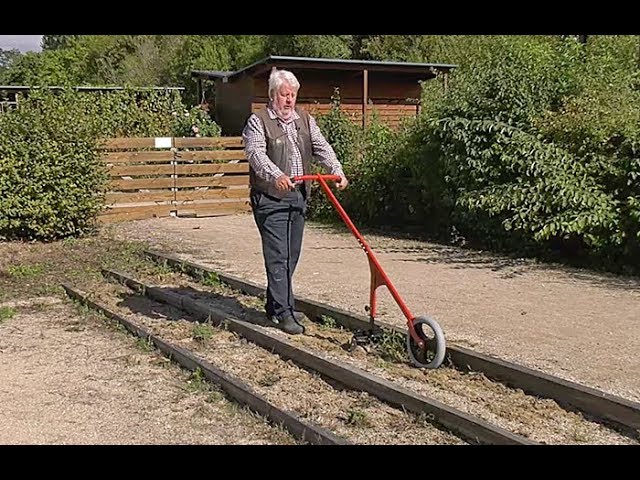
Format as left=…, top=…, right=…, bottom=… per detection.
left=293, top=311, right=309, bottom=324
left=270, top=312, right=304, bottom=335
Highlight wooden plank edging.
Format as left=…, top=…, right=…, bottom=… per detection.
left=142, top=249, right=640, bottom=437
left=103, top=269, right=536, bottom=445
left=61, top=283, right=349, bottom=446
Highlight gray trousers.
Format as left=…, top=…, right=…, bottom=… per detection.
left=250, top=187, right=307, bottom=318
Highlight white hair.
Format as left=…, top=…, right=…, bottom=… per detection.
left=268, top=68, right=300, bottom=100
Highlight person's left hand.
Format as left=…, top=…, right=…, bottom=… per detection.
left=336, top=175, right=349, bottom=191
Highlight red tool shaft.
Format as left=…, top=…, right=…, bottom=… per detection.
left=293, top=174, right=417, bottom=336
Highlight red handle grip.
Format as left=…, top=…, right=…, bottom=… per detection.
left=292, top=174, right=342, bottom=182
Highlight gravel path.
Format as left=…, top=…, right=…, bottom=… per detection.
left=109, top=213, right=640, bottom=404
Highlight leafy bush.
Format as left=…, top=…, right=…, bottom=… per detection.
left=314, top=36, right=640, bottom=272
left=312, top=90, right=453, bottom=237
left=414, top=36, right=640, bottom=270
left=0, top=89, right=107, bottom=240
left=533, top=37, right=640, bottom=266
left=0, top=87, right=220, bottom=240
left=434, top=118, right=620, bottom=253
left=336, top=114, right=410, bottom=226
left=70, top=88, right=219, bottom=138
left=309, top=89, right=361, bottom=220
left=171, top=103, right=221, bottom=138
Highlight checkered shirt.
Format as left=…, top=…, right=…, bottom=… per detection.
left=242, top=106, right=344, bottom=184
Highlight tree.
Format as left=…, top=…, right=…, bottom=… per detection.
left=0, top=48, right=22, bottom=82
left=262, top=35, right=354, bottom=59
left=165, top=36, right=266, bottom=104
left=3, top=49, right=89, bottom=86
left=41, top=35, right=79, bottom=51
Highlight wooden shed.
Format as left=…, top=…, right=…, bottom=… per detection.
left=191, top=55, right=456, bottom=136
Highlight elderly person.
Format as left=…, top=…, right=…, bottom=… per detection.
left=242, top=68, right=348, bottom=335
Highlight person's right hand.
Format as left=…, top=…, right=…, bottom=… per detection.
left=275, top=174, right=294, bottom=192
left=335, top=175, right=349, bottom=191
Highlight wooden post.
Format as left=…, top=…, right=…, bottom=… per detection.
left=362, top=69, right=368, bottom=129
left=443, top=72, right=449, bottom=94
left=196, top=78, right=203, bottom=104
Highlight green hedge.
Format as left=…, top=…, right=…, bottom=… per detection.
left=313, top=37, right=640, bottom=274
left=0, top=88, right=220, bottom=240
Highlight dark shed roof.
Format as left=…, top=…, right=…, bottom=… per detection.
left=0, top=85, right=184, bottom=92
left=191, top=55, right=457, bottom=83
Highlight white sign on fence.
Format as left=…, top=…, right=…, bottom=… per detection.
left=154, top=137, right=172, bottom=149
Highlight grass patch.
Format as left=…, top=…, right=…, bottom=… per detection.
left=7, top=263, right=47, bottom=279
left=375, top=330, right=407, bottom=363
left=136, top=335, right=155, bottom=352
left=0, top=230, right=161, bottom=302
left=0, top=306, right=16, bottom=322
left=343, top=407, right=371, bottom=428
left=186, top=367, right=209, bottom=393
left=200, top=271, right=221, bottom=287
left=257, top=372, right=281, bottom=387
left=191, top=323, right=215, bottom=343
left=319, top=314, right=339, bottom=330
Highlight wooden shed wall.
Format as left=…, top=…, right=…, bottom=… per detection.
left=214, top=76, right=254, bottom=136
left=211, top=69, right=427, bottom=133
left=251, top=70, right=422, bottom=104
left=250, top=101, right=418, bottom=129
left=248, top=70, right=422, bottom=128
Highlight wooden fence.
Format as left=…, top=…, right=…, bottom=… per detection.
left=98, top=136, right=250, bottom=223
left=251, top=102, right=420, bottom=129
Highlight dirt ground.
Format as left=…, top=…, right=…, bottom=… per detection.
left=0, top=297, right=295, bottom=445
left=2, top=210, right=639, bottom=445
left=110, top=212, right=640, bottom=404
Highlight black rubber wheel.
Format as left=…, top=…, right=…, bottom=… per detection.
left=406, top=316, right=446, bottom=369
